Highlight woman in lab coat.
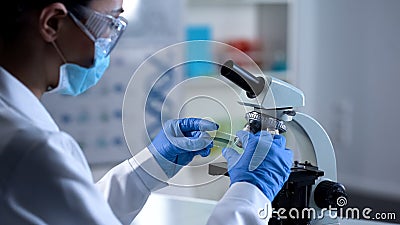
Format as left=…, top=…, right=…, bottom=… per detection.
left=0, top=0, right=293, bottom=224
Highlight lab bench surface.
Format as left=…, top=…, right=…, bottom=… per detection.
left=131, top=194, right=217, bottom=225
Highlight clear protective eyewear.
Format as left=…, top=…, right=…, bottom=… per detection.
left=68, top=5, right=128, bottom=56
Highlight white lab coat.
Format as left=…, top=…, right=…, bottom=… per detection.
left=0, top=67, right=272, bottom=225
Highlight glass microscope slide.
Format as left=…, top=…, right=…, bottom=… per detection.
left=209, top=130, right=237, bottom=148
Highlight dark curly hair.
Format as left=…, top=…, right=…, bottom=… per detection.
left=1, top=0, right=92, bottom=41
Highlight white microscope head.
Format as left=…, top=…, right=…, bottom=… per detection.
left=221, top=60, right=305, bottom=111
left=238, top=76, right=305, bottom=110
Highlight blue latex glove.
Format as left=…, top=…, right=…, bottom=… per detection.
left=222, top=130, right=293, bottom=201
left=149, top=118, right=219, bottom=178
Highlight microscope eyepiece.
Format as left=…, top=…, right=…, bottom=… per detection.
left=221, top=60, right=267, bottom=98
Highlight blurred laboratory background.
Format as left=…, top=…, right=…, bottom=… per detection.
left=42, top=0, right=400, bottom=223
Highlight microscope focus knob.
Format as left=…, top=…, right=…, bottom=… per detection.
left=314, top=180, right=347, bottom=209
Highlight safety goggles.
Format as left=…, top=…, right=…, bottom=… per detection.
left=68, top=5, right=128, bottom=56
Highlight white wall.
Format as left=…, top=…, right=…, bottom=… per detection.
left=295, top=0, right=400, bottom=199
left=185, top=3, right=258, bottom=41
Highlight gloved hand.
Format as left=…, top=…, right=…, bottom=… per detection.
left=222, top=130, right=293, bottom=201
left=148, top=118, right=219, bottom=178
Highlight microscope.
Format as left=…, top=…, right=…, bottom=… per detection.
left=209, top=60, right=347, bottom=225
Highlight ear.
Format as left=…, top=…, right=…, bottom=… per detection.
left=39, top=3, right=68, bottom=42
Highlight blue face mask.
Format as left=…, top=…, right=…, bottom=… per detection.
left=50, top=39, right=111, bottom=96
